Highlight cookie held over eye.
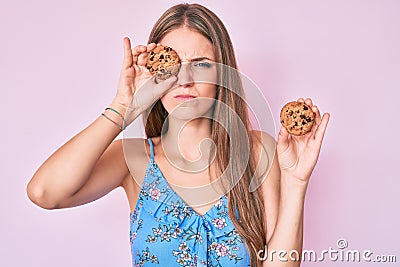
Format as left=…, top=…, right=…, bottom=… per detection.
left=280, top=101, right=316, bottom=136
left=146, top=45, right=181, bottom=80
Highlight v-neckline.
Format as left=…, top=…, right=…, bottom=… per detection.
left=150, top=158, right=225, bottom=218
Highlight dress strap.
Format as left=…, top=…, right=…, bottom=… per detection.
left=147, top=137, right=155, bottom=161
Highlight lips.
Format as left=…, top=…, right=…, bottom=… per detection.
left=174, top=94, right=197, bottom=100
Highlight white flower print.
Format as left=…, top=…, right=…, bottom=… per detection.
left=131, top=232, right=137, bottom=240
left=212, top=217, right=227, bottom=229
left=146, top=235, right=157, bottom=243
left=131, top=149, right=249, bottom=266
left=149, top=255, right=158, bottom=263
left=149, top=188, right=161, bottom=200
left=181, top=250, right=191, bottom=261
left=210, top=242, right=218, bottom=250
left=152, top=227, right=162, bottom=236
left=179, top=241, right=188, bottom=251
left=215, top=243, right=230, bottom=257
left=215, top=198, right=224, bottom=208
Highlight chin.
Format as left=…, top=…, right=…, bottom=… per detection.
left=162, top=98, right=215, bottom=121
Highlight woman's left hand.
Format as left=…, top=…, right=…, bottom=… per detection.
left=277, top=97, right=330, bottom=185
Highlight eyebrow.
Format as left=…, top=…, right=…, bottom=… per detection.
left=189, top=56, right=214, bottom=62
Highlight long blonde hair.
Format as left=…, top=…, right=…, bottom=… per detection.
left=142, top=4, right=266, bottom=266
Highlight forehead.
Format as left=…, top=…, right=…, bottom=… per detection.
left=159, top=27, right=215, bottom=61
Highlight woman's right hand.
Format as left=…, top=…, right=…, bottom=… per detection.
left=111, top=37, right=177, bottom=125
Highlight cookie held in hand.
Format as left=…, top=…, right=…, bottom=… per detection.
left=280, top=101, right=315, bottom=136
left=146, top=45, right=181, bottom=80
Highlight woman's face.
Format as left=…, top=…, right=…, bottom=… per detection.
left=159, top=27, right=217, bottom=120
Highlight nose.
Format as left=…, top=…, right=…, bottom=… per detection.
left=176, top=62, right=194, bottom=87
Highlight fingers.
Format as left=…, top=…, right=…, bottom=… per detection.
left=297, top=97, right=320, bottom=124
left=314, top=113, right=330, bottom=142
left=122, top=38, right=154, bottom=69
left=123, top=37, right=133, bottom=69
left=137, top=51, right=148, bottom=66
left=312, top=105, right=321, bottom=127
left=132, top=43, right=157, bottom=66
left=131, top=45, right=146, bottom=65
left=297, top=97, right=313, bottom=107
left=277, top=125, right=290, bottom=150
left=146, top=43, right=157, bottom=51
left=153, top=76, right=178, bottom=98
left=296, top=97, right=328, bottom=141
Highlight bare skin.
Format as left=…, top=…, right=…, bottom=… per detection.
left=27, top=26, right=330, bottom=267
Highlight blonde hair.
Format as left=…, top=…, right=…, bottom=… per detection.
left=142, top=4, right=267, bottom=266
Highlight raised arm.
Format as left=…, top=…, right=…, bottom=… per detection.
left=26, top=37, right=177, bottom=210
left=259, top=98, right=330, bottom=267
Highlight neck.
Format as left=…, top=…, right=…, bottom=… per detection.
left=162, top=116, right=213, bottom=163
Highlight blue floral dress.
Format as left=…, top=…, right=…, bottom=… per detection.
left=130, top=138, right=251, bottom=266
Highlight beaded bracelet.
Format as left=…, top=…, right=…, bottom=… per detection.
left=101, top=113, right=124, bottom=131
left=105, top=107, right=127, bottom=130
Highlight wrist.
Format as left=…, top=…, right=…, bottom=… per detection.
left=281, top=170, right=310, bottom=187
left=109, top=99, right=141, bottom=127
left=281, top=174, right=309, bottom=197
left=109, top=100, right=129, bottom=116
left=102, top=108, right=124, bottom=131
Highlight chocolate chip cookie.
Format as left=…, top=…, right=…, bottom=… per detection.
left=280, top=101, right=315, bottom=136
left=146, top=45, right=181, bottom=80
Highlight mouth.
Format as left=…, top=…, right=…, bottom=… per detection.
left=174, top=94, right=197, bottom=101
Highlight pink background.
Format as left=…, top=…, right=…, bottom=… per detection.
left=1, top=0, right=399, bottom=266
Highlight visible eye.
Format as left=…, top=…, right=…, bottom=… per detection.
left=192, top=61, right=212, bottom=68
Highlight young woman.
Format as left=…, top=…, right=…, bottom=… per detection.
left=27, top=3, right=330, bottom=267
